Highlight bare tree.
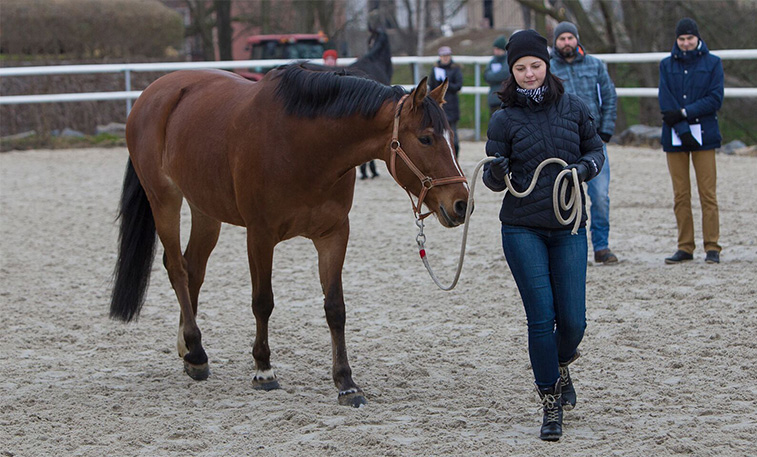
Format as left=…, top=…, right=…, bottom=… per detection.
left=184, top=0, right=215, bottom=60
left=416, top=0, right=427, bottom=56
left=375, top=0, right=467, bottom=56
left=215, top=0, right=233, bottom=60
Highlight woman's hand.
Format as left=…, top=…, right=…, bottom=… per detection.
left=562, top=162, right=590, bottom=182
left=489, top=154, right=510, bottom=180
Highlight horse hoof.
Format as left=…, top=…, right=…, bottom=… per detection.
left=253, top=378, right=280, bottom=391
left=183, top=361, right=210, bottom=380
left=338, top=390, right=366, bottom=407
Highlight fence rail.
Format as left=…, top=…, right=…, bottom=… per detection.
left=3, top=49, right=756, bottom=140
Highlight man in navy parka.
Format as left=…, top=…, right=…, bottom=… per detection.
left=658, top=17, right=723, bottom=265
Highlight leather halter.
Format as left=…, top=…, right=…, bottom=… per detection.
left=387, top=94, right=468, bottom=220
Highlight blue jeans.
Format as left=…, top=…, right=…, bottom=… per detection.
left=586, top=145, right=611, bottom=252
left=501, top=225, right=587, bottom=388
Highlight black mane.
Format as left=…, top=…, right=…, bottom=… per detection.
left=273, top=64, right=405, bottom=119
left=272, top=64, right=449, bottom=134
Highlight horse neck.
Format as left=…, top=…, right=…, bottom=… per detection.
left=350, top=104, right=396, bottom=165
left=326, top=103, right=395, bottom=172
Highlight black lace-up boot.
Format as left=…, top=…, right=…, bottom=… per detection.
left=536, top=380, right=563, bottom=441
left=559, top=350, right=580, bottom=410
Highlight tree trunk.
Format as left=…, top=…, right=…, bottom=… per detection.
left=416, top=0, right=426, bottom=57
left=315, top=1, right=336, bottom=36
left=260, top=0, right=270, bottom=34
left=215, top=0, right=232, bottom=61
left=185, top=0, right=216, bottom=61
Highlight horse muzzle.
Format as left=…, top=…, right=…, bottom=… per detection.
left=438, top=198, right=471, bottom=228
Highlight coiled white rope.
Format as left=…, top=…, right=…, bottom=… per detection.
left=417, top=156, right=582, bottom=291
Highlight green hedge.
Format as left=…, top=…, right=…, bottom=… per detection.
left=0, top=0, right=183, bottom=59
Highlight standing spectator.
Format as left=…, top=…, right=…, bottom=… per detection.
left=483, top=29, right=605, bottom=441
left=659, top=18, right=723, bottom=264
left=322, top=49, right=338, bottom=66
left=428, top=46, right=463, bottom=158
left=550, top=21, right=619, bottom=265
left=484, top=35, right=509, bottom=116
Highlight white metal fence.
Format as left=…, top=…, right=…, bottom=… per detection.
left=2, top=50, right=756, bottom=140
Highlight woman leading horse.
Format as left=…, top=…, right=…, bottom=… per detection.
left=110, top=64, right=469, bottom=407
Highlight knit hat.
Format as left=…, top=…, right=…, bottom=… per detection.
left=553, top=21, right=579, bottom=44
left=493, top=35, right=507, bottom=51
left=506, top=29, right=550, bottom=72
left=438, top=46, right=452, bottom=56
left=322, top=49, right=338, bottom=60
left=675, top=17, right=700, bottom=38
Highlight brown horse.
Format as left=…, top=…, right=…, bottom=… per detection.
left=110, top=64, right=469, bottom=407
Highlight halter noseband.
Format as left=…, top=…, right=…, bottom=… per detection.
left=388, top=94, right=468, bottom=220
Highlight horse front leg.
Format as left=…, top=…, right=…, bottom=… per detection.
left=313, top=222, right=366, bottom=407
left=246, top=233, right=280, bottom=391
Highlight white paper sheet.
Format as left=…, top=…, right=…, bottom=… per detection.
left=672, top=124, right=702, bottom=147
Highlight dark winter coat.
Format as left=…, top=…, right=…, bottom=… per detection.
left=484, top=91, right=605, bottom=229
left=484, top=54, right=509, bottom=108
left=428, top=60, right=463, bottom=123
left=658, top=39, right=723, bottom=152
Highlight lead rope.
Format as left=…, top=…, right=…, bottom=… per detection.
left=417, top=156, right=581, bottom=291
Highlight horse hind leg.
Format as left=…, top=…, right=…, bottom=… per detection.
left=151, top=190, right=210, bottom=380
left=174, top=204, right=222, bottom=378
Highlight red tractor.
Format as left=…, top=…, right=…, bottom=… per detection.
left=237, top=32, right=329, bottom=81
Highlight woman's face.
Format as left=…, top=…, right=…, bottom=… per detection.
left=512, top=56, right=547, bottom=90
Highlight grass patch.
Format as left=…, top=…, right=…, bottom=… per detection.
left=0, top=132, right=126, bottom=152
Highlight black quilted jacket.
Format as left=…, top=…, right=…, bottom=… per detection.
left=483, top=91, right=604, bottom=230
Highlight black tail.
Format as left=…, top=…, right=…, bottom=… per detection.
left=110, top=159, right=156, bottom=322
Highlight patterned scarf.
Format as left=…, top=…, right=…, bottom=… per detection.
left=516, top=85, right=548, bottom=104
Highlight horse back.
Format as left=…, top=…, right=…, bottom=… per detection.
left=126, top=70, right=268, bottom=226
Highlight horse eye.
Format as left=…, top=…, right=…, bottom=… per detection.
left=419, top=136, right=432, bottom=145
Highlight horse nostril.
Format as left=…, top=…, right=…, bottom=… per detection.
left=454, top=200, right=470, bottom=219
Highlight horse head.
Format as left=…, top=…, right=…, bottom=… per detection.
left=387, top=77, right=469, bottom=228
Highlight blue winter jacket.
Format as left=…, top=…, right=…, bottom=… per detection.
left=484, top=91, right=605, bottom=230
left=550, top=44, right=617, bottom=138
left=658, top=39, right=723, bottom=152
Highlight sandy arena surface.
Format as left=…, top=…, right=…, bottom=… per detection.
left=1, top=142, right=756, bottom=456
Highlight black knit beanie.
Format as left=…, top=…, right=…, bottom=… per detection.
left=675, top=17, right=700, bottom=38
left=553, top=21, right=579, bottom=45
left=506, top=29, right=550, bottom=72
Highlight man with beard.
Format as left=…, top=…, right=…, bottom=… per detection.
left=550, top=21, right=619, bottom=265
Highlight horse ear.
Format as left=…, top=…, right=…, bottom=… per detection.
left=429, top=78, right=449, bottom=105
left=412, top=77, right=429, bottom=108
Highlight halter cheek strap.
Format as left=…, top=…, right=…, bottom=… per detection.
left=387, top=94, right=468, bottom=220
